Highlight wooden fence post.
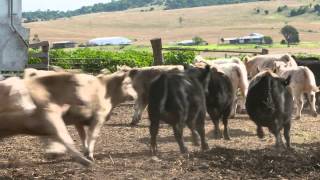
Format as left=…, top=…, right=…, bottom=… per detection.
left=151, top=38, right=163, bottom=65
left=262, top=48, right=269, bottom=55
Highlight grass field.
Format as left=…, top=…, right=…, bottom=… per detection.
left=24, top=0, right=320, bottom=55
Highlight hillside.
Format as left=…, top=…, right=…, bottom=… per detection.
left=25, top=0, right=320, bottom=54
left=22, top=0, right=261, bottom=22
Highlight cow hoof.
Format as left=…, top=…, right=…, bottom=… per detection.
left=201, top=143, right=210, bottom=151
left=224, top=136, right=231, bottom=141
left=295, top=116, right=301, bottom=120
left=312, top=112, right=317, bottom=117
left=192, top=141, right=200, bottom=146
left=130, top=121, right=139, bottom=126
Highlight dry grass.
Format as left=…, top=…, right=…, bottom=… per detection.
left=25, top=0, right=320, bottom=48
left=0, top=104, right=319, bottom=179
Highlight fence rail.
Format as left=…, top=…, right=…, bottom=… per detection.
left=150, top=38, right=269, bottom=65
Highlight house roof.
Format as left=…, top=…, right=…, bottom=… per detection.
left=223, top=33, right=264, bottom=41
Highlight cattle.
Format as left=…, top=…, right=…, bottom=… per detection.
left=21, top=69, right=137, bottom=163
left=0, top=69, right=136, bottom=165
left=147, top=65, right=211, bottom=155
left=194, top=56, right=248, bottom=117
left=118, top=65, right=184, bottom=126
left=273, top=62, right=319, bottom=119
left=246, top=70, right=293, bottom=148
left=292, top=57, right=320, bottom=112
left=194, top=63, right=234, bottom=140
left=244, top=54, right=297, bottom=79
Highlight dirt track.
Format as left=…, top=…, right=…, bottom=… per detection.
left=0, top=104, right=319, bottom=179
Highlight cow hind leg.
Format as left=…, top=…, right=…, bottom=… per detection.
left=307, top=93, right=318, bottom=117
left=149, top=116, right=160, bottom=156
left=172, top=124, right=188, bottom=154
left=75, top=124, right=88, bottom=154
left=187, top=122, right=200, bottom=146
left=283, top=122, right=291, bottom=148
left=207, top=109, right=222, bottom=139
left=195, top=111, right=209, bottom=151
left=295, top=94, right=304, bottom=120
left=257, top=125, right=265, bottom=139
left=222, top=108, right=232, bottom=140
left=86, top=111, right=109, bottom=161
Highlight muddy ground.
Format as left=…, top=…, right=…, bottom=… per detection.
left=0, top=103, right=319, bottom=179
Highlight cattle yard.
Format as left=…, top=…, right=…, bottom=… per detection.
left=0, top=104, right=319, bottom=179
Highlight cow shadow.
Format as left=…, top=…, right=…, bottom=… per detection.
left=106, top=123, right=149, bottom=129
left=138, top=128, right=255, bottom=145
left=192, top=142, right=320, bottom=178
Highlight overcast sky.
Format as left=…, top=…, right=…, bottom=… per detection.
left=23, top=0, right=111, bottom=12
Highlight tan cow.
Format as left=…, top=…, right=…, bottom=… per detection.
left=23, top=69, right=137, bottom=162
left=244, top=54, right=297, bottom=79
left=118, top=65, right=184, bottom=126
left=273, top=62, right=319, bottom=119
left=194, top=56, right=248, bottom=117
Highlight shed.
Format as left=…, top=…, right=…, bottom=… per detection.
left=88, top=37, right=132, bottom=46
left=52, top=41, right=77, bottom=49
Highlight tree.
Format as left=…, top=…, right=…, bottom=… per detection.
left=264, top=10, right=269, bottom=15
left=281, top=25, right=300, bottom=47
left=192, top=36, right=207, bottom=45
left=263, top=36, right=273, bottom=44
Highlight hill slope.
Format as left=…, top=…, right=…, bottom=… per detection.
left=22, top=0, right=261, bottom=22
left=25, top=0, right=320, bottom=48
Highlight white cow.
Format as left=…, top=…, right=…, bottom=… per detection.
left=274, top=61, right=319, bottom=119
left=244, top=54, right=297, bottom=79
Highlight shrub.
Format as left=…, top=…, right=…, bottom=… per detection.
left=263, top=36, right=273, bottom=44
left=280, top=39, right=287, bottom=45
left=289, top=6, right=309, bottom=17
left=192, top=36, right=207, bottom=45
left=164, top=51, right=196, bottom=65
left=28, top=48, right=196, bottom=73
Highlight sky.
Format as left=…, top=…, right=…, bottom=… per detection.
left=22, top=0, right=111, bottom=12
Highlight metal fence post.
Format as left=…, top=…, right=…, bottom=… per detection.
left=150, top=38, right=163, bottom=65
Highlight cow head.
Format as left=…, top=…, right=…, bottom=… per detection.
left=184, top=64, right=211, bottom=94
left=0, top=77, right=36, bottom=114
left=98, top=71, right=137, bottom=106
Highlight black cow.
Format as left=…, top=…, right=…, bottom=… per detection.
left=293, top=57, right=320, bottom=112
left=245, top=71, right=293, bottom=148
left=147, top=65, right=211, bottom=155
left=205, top=67, right=234, bottom=140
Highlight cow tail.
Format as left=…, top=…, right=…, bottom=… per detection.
left=303, top=67, right=319, bottom=92
left=158, top=74, right=168, bottom=114
left=236, top=66, right=248, bottom=97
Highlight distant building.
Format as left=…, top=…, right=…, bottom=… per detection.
left=88, top=37, right=132, bottom=46
left=177, top=40, right=196, bottom=46
left=52, top=41, right=77, bottom=49
left=222, top=33, right=264, bottom=44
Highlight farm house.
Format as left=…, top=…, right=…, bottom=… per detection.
left=222, top=33, right=264, bottom=44
left=0, top=0, right=29, bottom=71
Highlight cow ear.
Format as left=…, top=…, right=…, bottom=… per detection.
left=283, top=75, right=291, bottom=86
left=183, top=64, right=191, bottom=70
left=243, top=56, right=250, bottom=64
left=129, top=69, right=138, bottom=78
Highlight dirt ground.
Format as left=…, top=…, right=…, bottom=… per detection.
left=0, top=103, right=319, bottom=179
